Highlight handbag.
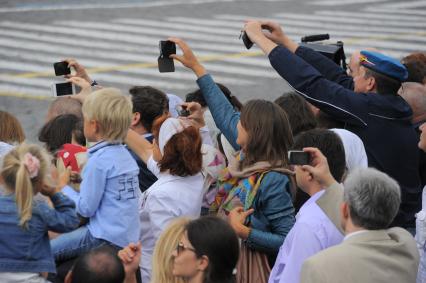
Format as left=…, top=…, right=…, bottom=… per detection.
left=224, top=172, right=271, bottom=283
left=236, top=240, right=271, bottom=283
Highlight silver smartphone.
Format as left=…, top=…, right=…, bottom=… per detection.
left=51, top=82, right=76, bottom=96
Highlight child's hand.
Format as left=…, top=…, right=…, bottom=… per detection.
left=41, top=166, right=71, bottom=197
left=57, top=166, right=72, bottom=189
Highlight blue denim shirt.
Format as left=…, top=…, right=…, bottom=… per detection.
left=197, top=74, right=295, bottom=257
left=63, top=141, right=141, bottom=248
left=0, top=192, right=79, bottom=273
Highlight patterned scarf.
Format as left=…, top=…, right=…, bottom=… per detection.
left=211, top=152, right=294, bottom=213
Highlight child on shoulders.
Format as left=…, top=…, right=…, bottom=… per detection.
left=51, top=88, right=141, bottom=262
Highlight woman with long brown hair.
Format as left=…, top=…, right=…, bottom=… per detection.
left=169, top=38, right=296, bottom=283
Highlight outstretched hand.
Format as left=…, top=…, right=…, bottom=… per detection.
left=243, top=20, right=264, bottom=43
left=66, top=77, right=92, bottom=103
left=243, top=20, right=298, bottom=54
left=301, top=147, right=337, bottom=188
left=41, top=166, right=71, bottom=197
left=64, top=58, right=92, bottom=83
left=259, top=21, right=286, bottom=45
left=243, top=20, right=278, bottom=55
left=168, top=37, right=207, bottom=77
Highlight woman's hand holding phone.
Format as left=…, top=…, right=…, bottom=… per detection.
left=167, top=37, right=207, bottom=78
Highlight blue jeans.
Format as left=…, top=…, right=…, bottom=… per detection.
left=50, top=226, right=107, bottom=263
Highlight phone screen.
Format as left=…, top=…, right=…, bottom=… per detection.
left=55, top=82, right=74, bottom=96
left=54, top=61, right=71, bottom=76
left=288, top=151, right=310, bottom=165
left=160, top=41, right=176, bottom=57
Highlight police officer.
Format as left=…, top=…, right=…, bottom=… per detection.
left=244, top=20, right=421, bottom=232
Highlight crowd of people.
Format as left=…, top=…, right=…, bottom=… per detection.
left=0, top=19, right=425, bottom=283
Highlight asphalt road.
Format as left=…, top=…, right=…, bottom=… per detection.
left=0, top=0, right=425, bottom=142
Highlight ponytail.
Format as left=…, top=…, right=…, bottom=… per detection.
left=1, top=144, right=50, bottom=229
left=15, top=162, right=34, bottom=228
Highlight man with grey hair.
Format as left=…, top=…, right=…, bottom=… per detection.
left=299, top=148, right=419, bottom=283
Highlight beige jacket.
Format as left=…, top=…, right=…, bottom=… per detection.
left=300, top=227, right=420, bottom=283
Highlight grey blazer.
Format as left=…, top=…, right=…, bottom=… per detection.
left=300, top=228, right=420, bottom=283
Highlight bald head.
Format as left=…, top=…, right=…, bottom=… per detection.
left=399, top=82, right=426, bottom=124
left=46, top=97, right=83, bottom=122
left=65, top=246, right=125, bottom=283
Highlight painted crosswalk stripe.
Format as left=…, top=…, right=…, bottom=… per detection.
left=0, top=47, right=267, bottom=85
left=311, top=0, right=389, bottom=5
left=376, top=0, right=426, bottom=9
left=165, top=15, right=425, bottom=41
left=314, top=10, right=426, bottom=21
left=365, top=7, right=426, bottom=15
left=113, top=18, right=238, bottom=36
left=273, top=12, right=426, bottom=28
left=53, top=21, right=241, bottom=44
left=0, top=61, right=190, bottom=91
left=0, top=71, right=56, bottom=87
left=215, top=14, right=425, bottom=34
left=0, top=32, right=273, bottom=75
left=0, top=85, right=51, bottom=97
left=0, top=21, right=246, bottom=54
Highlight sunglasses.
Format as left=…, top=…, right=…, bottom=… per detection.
left=176, top=242, right=196, bottom=255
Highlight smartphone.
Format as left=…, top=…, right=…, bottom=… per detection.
left=160, top=40, right=176, bottom=57
left=288, top=150, right=310, bottom=165
left=158, top=40, right=176, bottom=73
left=51, top=82, right=76, bottom=96
left=240, top=31, right=253, bottom=49
left=53, top=61, right=71, bottom=76
left=176, top=105, right=190, bottom=117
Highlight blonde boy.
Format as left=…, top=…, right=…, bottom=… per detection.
left=51, top=88, right=140, bottom=261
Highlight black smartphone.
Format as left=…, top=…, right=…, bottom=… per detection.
left=54, top=61, right=71, bottom=76
left=160, top=40, right=176, bottom=57
left=158, top=40, right=176, bottom=73
left=240, top=31, right=253, bottom=49
left=51, top=82, right=75, bottom=96
left=176, top=105, right=190, bottom=117
left=288, top=150, right=310, bottom=165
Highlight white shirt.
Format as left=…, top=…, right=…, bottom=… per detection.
left=330, top=128, right=368, bottom=172
left=343, top=230, right=369, bottom=241
left=139, top=157, right=204, bottom=283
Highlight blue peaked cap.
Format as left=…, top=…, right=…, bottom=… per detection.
left=359, top=50, right=408, bottom=82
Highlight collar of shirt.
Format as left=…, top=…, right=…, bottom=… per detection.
left=88, top=140, right=117, bottom=156
left=143, top=133, right=153, bottom=139
left=344, top=229, right=369, bottom=241
left=296, top=189, right=325, bottom=218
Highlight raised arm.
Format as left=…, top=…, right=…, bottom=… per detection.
left=244, top=21, right=369, bottom=127
left=39, top=167, right=80, bottom=232
left=256, top=21, right=354, bottom=88
left=169, top=37, right=241, bottom=150
left=125, top=129, right=154, bottom=164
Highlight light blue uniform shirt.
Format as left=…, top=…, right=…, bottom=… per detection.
left=63, top=141, right=141, bottom=248
left=269, top=190, right=343, bottom=283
